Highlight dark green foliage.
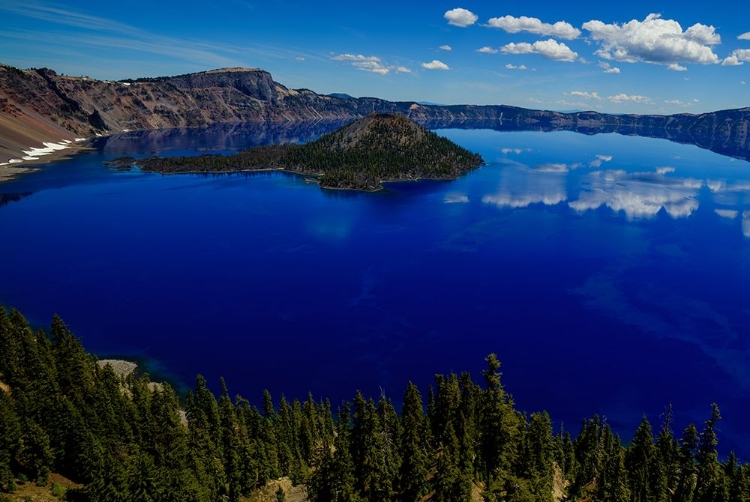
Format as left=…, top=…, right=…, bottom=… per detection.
left=398, top=382, right=430, bottom=502
left=0, top=390, right=20, bottom=491
left=677, top=423, right=700, bottom=502
left=135, top=113, right=484, bottom=190
left=655, top=405, right=679, bottom=502
left=0, top=306, right=748, bottom=502
left=521, top=412, right=555, bottom=502
left=16, top=419, right=53, bottom=485
left=695, top=404, right=727, bottom=502
left=626, top=415, right=657, bottom=502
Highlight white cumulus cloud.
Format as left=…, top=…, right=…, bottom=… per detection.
left=738, top=32, right=750, bottom=40
left=608, top=93, right=653, bottom=104
left=478, top=46, right=499, bottom=54
left=501, top=39, right=578, bottom=62
left=445, top=8, right=478, bottom=27
left=439, top=45, right=452, bottom=51
left=722, top=56, right=742, bottom=66
left=569, top=90, right=601, bottom=100
left=422, top=60, right=450, bottom=70
left=583, top=14, right=721, bottom=67
left=506, top=63, right=528, bottom=70
left=332, top=54, right=409, bottom=75
left=668, top=63, right=687, bottom=71
left=599, top=61, right=621, bottom=73
left=486, top=15, right=581, bottom=40
left=722, top=49, right=750, bottom=66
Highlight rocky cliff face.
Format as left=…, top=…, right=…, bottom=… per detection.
left=1, top=63, right=749, bottom=165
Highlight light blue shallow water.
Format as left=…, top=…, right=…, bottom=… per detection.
left=1, top=123, right=749, bottom=455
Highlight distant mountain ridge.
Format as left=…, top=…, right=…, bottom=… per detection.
left=1, top=63, right=749, bottom=164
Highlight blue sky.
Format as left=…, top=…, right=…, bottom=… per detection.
left=1, top=0, right=748, bottom=114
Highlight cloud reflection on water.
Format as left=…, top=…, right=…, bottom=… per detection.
left=482, top=145, right=750, bottom=235
left=569, top=169, right=701, bottom=220
left=715, top=208, right=739, bottom=219
left=482, top=164, right=567, bottom=209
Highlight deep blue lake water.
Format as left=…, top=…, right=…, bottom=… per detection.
left=1, top=122, right=749, bottom=456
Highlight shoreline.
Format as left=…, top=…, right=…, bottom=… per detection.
left=0, top=140, right=90, bottom=183
left=142, top=167, right=469, bottom=192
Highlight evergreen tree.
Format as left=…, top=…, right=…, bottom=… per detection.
left=218, top=379, right=242, bottom=502
left=654, top=405, right=678, bottom=502
left=626, top=415, right=657, bottom=502
left=398, top=382, right=429, bottom=502
left=433, top=419, right=472, bottom=502
left=480, top=353, right=519, bottom=486
left=308, top=402, right=359, bottom=502
left=16, top=419, right=54, bottom=484
left=0, top=389, right=20, bottom=492
left=522, top=411, right=555, bottom=502
left=676, top=423, right=699, bottom=502
left=695, top=404, right=727, bottom=502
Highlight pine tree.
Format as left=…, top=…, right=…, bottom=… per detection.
left=50, top=314, right=95, bottom=411
left=695, top=404, right=727, bottom=502
left=676, top=423, right=699, bottom=502
left=433, top=419, right=472, bottom=502
left=654, top=405, right=678, bottom=502
left=480, top=353, right=519, bottom=486
left=185, top=375, right=223, bottom=500
left=399, top=382, right=429, bottom=502
left=523, top=411, right=555, bottom=502
left=308, top=402, right=359, bottom=502
left=626, top=415, right=657, bottom=502
left=218, top=378, right=242, bottom=502
left=17, top=419, right=54, bottom=485
left=0, top=388, right=20, bottom=491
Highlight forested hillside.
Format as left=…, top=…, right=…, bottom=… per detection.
left=135, top=114, right=484, bottom=191
left=0, top=306, right=748, bottom=501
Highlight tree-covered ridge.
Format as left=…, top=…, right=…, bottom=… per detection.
left=1, top=306, right=749, bottom=502
left=134, top=113, right=484, bottom=191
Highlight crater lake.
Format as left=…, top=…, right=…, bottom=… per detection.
left=1, top=121, right=749, bottom=456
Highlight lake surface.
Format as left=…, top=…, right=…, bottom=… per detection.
left=1, top=122, right=749, bottom=456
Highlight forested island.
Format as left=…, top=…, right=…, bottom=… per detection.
left=129, top=114, right=485, bottom=191
left=1, top=306, right=748, bottom=502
